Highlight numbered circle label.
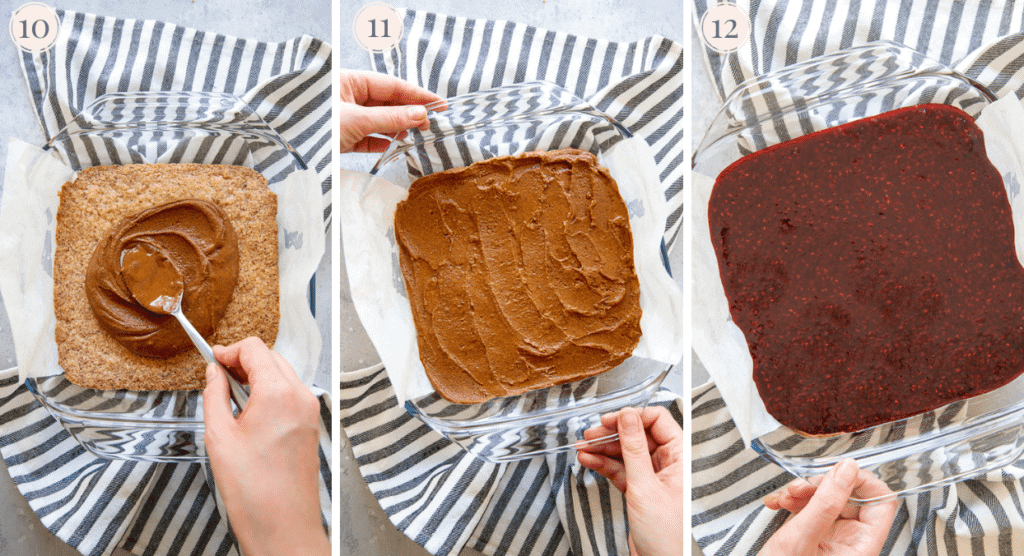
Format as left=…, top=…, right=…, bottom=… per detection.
left=700, top=3, right=750, bottom=54
left=9, top=2, right=60, bottom=53
left=353, top=2, right=403, bottom=53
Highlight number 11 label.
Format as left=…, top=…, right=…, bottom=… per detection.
left=354, top=3, right=403, bottom=53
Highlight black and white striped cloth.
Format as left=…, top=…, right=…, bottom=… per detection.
left=691, top=1, right=1024, bottom=555
left=695, top=0, right=1024, bottom=103
left=19, top=9, right=333, bottom=225
left=2, top=10, right=332, bottom=556
left=370, top=8, right=686, bottom=249
left=339, top=8, right=685, bottom=556
left=340, top=366, right=683, bottom=556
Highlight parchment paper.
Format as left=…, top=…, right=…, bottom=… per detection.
left=342, top=137, right=685, bottom=405
left=0, top=138, right=324, bottom=387
left=692, top=95, right=1024, bottom=446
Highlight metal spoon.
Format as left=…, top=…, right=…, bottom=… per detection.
left=120, top=243, right=249, bottom=411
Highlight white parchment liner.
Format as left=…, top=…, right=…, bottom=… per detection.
left=342, top=137, right=685, bottom=405
left=0, top=138, right=324, bottom=387
left=693, top=95, right=1024, bottom=446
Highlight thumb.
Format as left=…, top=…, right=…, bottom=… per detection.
left=350, top=104, right=428, bottom=136
left=618, top=408, right=657, bottom=491
left=787, top=459, right=859, bottom=536
left=203, top=363, right=235, bottom=430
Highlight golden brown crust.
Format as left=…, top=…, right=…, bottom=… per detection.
left=55, top=164, right=279, bottom=391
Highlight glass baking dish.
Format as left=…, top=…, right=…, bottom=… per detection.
left=693, top=41, right=1017, bottom=502
left=368, top=81, right=674, bottom=462
left=24, top=91, right=307, bottom=462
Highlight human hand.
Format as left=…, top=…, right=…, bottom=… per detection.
left=577, top=406, right=685, bottom=556
left=338, top=70, right=443, bottom=153
left=759, top=459, right=897, bottom=556
left=203, top=337, right=328, bottom=556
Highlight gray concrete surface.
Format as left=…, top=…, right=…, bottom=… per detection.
left=337, top=2, right=687, bottom=556
left=0, top=1, right=330, bottom=555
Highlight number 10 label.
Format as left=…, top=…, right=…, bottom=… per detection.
left=9, top=2, right=60, bottom=53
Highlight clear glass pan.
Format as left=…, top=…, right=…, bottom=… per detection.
left=26, top=91, right=305, bottom=462
left=370, top=81, right=673, bottom=462
left=693, top=41, right=1018, bottom=503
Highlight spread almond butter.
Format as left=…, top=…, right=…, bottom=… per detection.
left=395, top=148, right=642, bottom=404
left=85, top=199, right=239, bottom=358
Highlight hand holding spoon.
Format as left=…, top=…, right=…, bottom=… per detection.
left=120, top=242, right=249, bottom=411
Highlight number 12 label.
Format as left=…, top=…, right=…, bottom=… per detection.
left=700, top=3, right=750, bottom=54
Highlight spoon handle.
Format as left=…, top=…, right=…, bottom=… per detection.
left=172, top=310, right=249, bottom=411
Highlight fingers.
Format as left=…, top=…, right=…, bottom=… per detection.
left=212, top=337, right=291, bottom=389
left=338, top=103, right=430, bottom=153
left=617, top=408, right=658, bottom=492
left=577, top=432, right=657, bottom=460
left=764, top=477, right=816, bottom=512
left=786, top=459, right=860, bottom=535
left=644, top=406, right=684, bottom=447
left=583, top=407, right=669, bottom=457
left=598, top=406, right=668, bottom=432
left=853, top=472, right=898, bottom=532
left=348, top=131, right=409, bottom=154
left=339, top=70, right=441, bottom=107
left=203, top=363, right=236, bottom=430
left=355, top=105, right=429, bottom=135
left=577, top=451, right=627, bottom=493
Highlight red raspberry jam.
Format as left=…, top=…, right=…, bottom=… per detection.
left=709, top=104, right=1024, bottom=436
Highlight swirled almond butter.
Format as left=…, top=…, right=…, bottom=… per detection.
left=86, top=199, right=239, bottom=358
left=55, top=164, right=278, bottom=391
left=395, top=148, right=642, bottom=403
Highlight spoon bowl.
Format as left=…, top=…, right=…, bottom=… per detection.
left=121, top=243, right=249, bottom=410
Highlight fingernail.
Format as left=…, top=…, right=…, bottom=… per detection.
left=834, top=458, right=858, bottom=486
left=763, top=493, right=777, bottom=506
left=407, top=105, right=427, bottom=122
left=619, top=408, right=641, bottom=434
left=205, top=362, right=217, bottom=383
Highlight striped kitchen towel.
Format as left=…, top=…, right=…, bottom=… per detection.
left=338, top=10, right=685, bottom=556
left=2, top=10, right=332, bottom=556
left=693, top=0, right=1024, bottom=103
left=370, top=8, right=686, bottom=249
left=340, top=366, right=684, bottom=556
left=0, top=366, right=333, bottom=556
left=691, top=1, right=1024, bottom=555
left=18, top=9, right=333, bottom=225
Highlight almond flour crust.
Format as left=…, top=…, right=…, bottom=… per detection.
left=55, top=164, right=279, bottom=391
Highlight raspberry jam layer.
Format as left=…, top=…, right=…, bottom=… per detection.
left=709, top=104, right=1024, bottom=436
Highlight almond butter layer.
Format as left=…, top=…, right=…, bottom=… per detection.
left=86, top=199, right=239, bottom=358
left=55, top=164, right=278, bottom=391
left=395, top=148, right=642, bottom=404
